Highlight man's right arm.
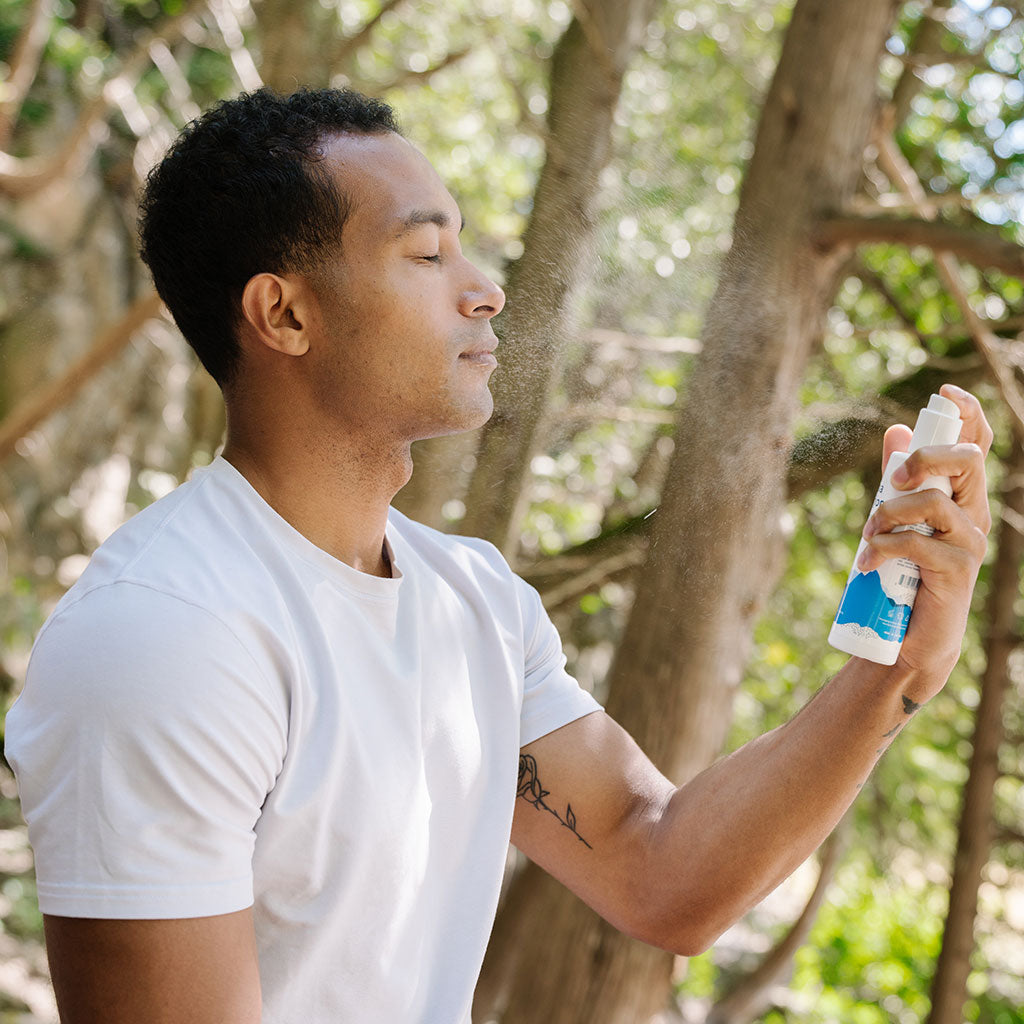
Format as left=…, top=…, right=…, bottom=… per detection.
left=44, top=909, right=261, bottom=1024
left=5, top=587, right=287, bottom=1022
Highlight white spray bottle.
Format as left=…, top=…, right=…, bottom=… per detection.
left=828, top=393, right=962, bottom=665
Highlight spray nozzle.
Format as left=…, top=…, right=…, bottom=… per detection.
left=909, top=393, right=962, bottom=452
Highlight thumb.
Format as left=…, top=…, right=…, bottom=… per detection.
left=881, top=423, right=912, bottom=475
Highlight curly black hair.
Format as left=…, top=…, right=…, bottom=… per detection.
left=138, top=87, right=400, bottom=388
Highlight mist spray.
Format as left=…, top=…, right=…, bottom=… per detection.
left=828, top=394, right=962, bottom=665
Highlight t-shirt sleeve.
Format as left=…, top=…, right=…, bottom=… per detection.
left=5, top=582, right=288, bottom=920
left=515, top=575, right=602, bottom=747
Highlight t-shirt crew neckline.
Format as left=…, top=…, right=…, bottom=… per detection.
left=207, top=456, right=404, bottom=599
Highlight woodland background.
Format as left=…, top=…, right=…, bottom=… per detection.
left=0, top=0, right=1022, bottom=1021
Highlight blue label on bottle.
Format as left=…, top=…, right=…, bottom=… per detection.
left=835, top=570, right=912, bottom=643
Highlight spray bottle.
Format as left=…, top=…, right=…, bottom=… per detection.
left=828, top=394, right=962, bottom=665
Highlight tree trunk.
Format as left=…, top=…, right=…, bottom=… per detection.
left=254, top=0, right=325, bottom=92
left=476, top=1, right=900, bottom=1020
left=925, top=426, right=1024, bottom=1024
left=452, top=0, right=661, bottom=554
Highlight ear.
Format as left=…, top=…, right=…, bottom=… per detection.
left=239, top=273, right=311, bottom=357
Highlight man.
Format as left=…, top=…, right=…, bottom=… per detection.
left=6, top=88, right=993, bottom=1023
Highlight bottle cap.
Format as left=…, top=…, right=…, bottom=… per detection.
left=909, top=393, right=962, bottom=451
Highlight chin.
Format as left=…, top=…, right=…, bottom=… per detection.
left=466, top=391, right=495, bottom=428
left=422, top=391, right=494, bottom=439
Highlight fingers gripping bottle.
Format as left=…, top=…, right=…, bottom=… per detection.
left=828, top=394, right=962, bottom=665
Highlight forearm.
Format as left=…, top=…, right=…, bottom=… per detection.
left=644, top=655, right=925, bottom=954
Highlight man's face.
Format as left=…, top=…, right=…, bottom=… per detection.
left=302, top=131, right=506, bottom=443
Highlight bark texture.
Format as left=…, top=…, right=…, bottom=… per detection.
left=254, top=0, right=323, bottom=92
left=476, top=1, right=901, bottom=1020
left=926, top=427, right=1024, bottom=1024
left=453, top=0, right=661, bottom=554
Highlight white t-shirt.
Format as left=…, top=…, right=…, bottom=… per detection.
left=6, top=457, right=601, bottom=1024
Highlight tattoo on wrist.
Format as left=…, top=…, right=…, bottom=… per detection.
left=880, top=695, right=923, bottom=743
left=517, top=754, right=592, bottom=849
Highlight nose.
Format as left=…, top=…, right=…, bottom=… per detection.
left=459, top=261, right=506, bottom=320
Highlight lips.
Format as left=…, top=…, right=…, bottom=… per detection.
left=459, top=338, right=498, bottom=358
left=459, top=337, right=499, bottom=366
left=459, top=350, right=498, bottom=367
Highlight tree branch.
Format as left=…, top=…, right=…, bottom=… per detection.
left=874, top=114, right=1024, bottom=433
left=519, top=346, right=987, bottom=603
left=707, top=818, right=847, bottom=1024
left=0, top=291, right=165, bottom=463
left=569, top=0, right=620, bottom=87
left=815, top=215, right=1024, bottom=279
left=373, top=47, right=473, bottom=93
left=0, top=0, right=207, bottom=198
left=332, top=0, right=408, bottom=67
left=205, top=0, right=262, bottom=92
left=993, top=825, right=1024, bottom=846
left=847, top=189, right=1012, bottom=217
left=0, top=0, right=55, bottom=150
left=855, top=262, right=931, bottom=347
left=538, top=547, right=644, bottom=613
left=1000, top=502, right=1024, bottom=539
left=147, top=39, right=201, bottom=122
left=890, top=0, right=954, bottom=128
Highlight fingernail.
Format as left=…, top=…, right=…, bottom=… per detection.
left=857, top=549, right=872, bottom=570
left=944, top=384, right=967, bottom=396
left=891, top=466, right=909, bottom=486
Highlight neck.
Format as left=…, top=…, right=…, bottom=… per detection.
left=221, top=408, right=413, bottom=579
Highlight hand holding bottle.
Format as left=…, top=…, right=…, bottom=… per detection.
left=833, top=384, right=992, bottom=694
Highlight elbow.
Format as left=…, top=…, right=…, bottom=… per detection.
left=624, top=900, right=725, bottom=958
left=625, top=866, right=739, bottom=956
left=668, top=930, right=715, bottom=958
left=676, top=922, right=727, bottom=957
left=654, top=922, right=721, bottom=959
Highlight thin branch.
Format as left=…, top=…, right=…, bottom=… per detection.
left=0, top=0, right=55, bottom=149
left=490, top=37, right=548, bottom=140
left=993, top=825, right=1024, bottom=846
left=847, top=190, right=1013, bottom=216
left=374, top=47, right=473, bottom=93
left=1000, top=503, right=1024, bottom=539
left=332, top=0, right=408, bottom=67
left=539, top=548, right=644, bottom=613
left=890, top=0, right=954, bottom=128
left=205, top=0, right=262, bottom=92
left=897, top=50, right=987, bottom=70
left=0, top=0, right=207, bottom=198
left=0, top=291, right=165, bottom=463
left=874, top=115, right=1024, bottom=433
left=148, top=39, right=201, bottom=122
left=707, top=819, right=848, bottom=1024
left=790, top=337, right=989, bottom=497
left=816, top=215, right=1024, bottom=279
left=855, top=262, right=931, bottom=347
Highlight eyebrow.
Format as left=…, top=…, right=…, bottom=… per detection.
left=392, top=209, right=465, bottom=239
